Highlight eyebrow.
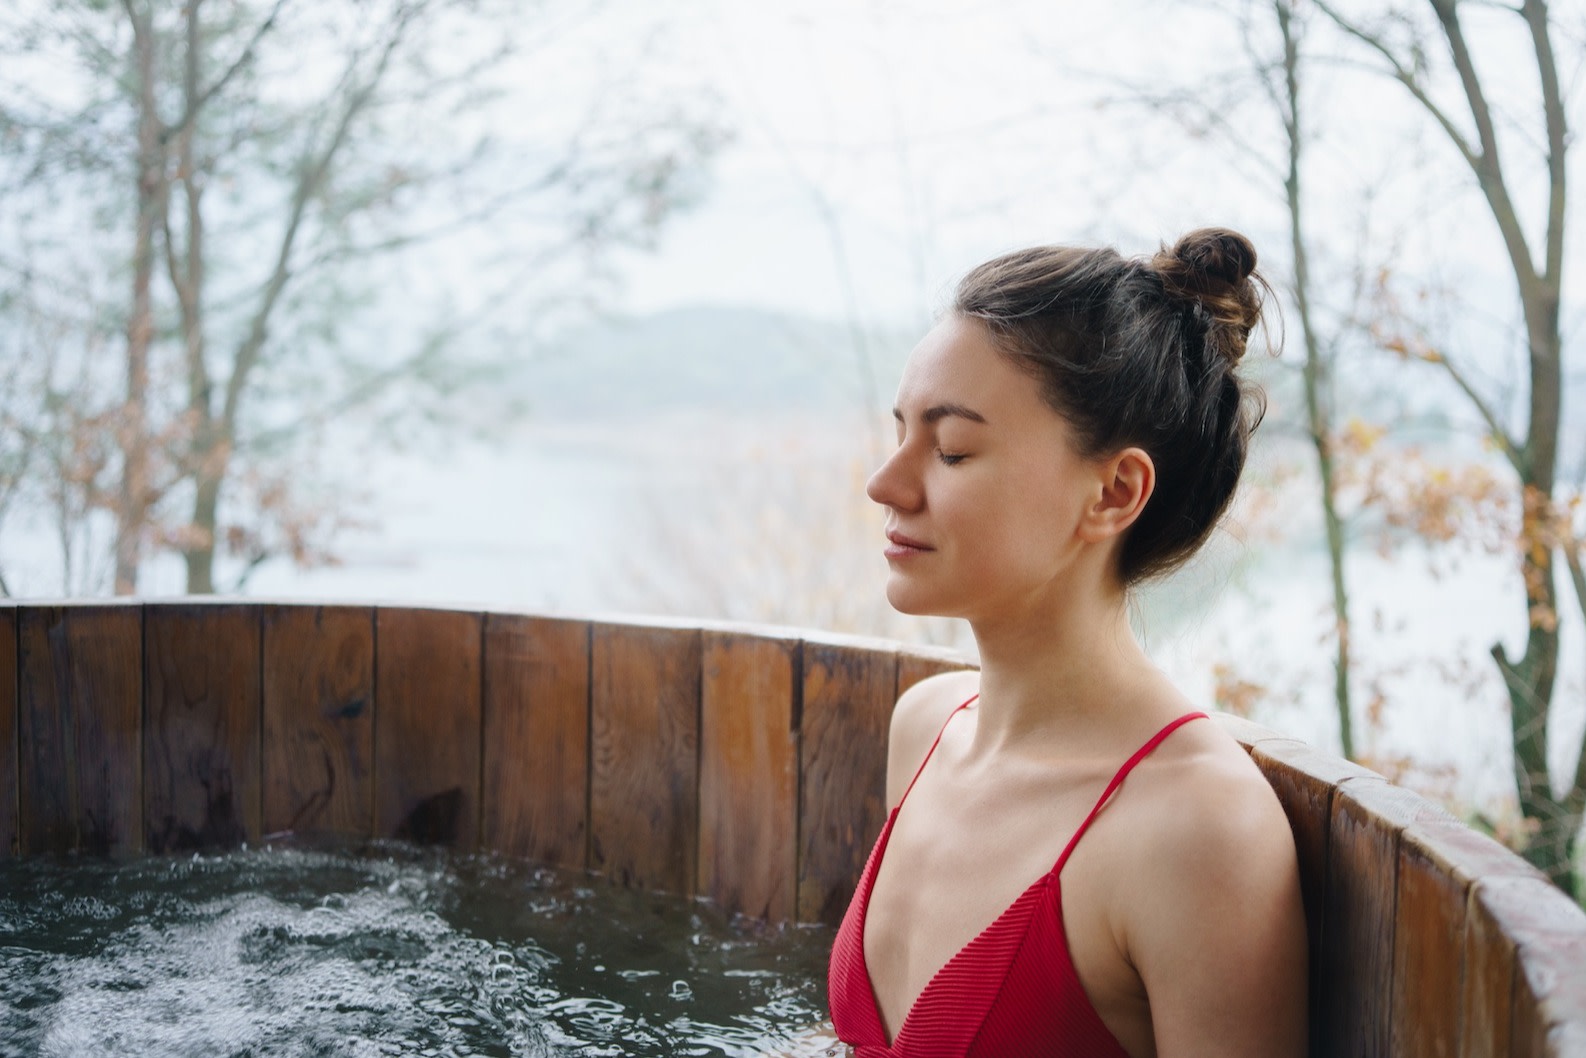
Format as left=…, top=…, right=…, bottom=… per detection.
left=893, top=402, right=989, bottom=426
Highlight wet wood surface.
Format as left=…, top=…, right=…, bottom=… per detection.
left=1460, top=875, right=1516, bottom=1058
left=374, top=607, right=482, bottom=849
left=482, top=614, right=590, bottom=868
left=699, top=627, right=799, bottom=922
left=1393, top=832, right=1471, bottom=1056
left=17, top=604, right=143, bottom=855
left=1471, top=874, right=1586, bottom=1058
left=1396, top=821, right=1545, bottom=1058
left=1317, top=777, right=1439, bottom=1058
left=144, top=604, right=261, bottom=852
left=0, top=606, right=16, bottom=856
left=589, top=622, right=701, bottom=894
left=798, top=635, right=897, bottom=925
left=261, top=605, right=375, bottom=838
left=1245, top=735, right=1377, bottom=1056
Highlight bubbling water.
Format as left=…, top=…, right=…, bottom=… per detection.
left=0, top=844, right=835, bottom=1058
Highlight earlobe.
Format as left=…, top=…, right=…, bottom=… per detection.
left=1077, top=448, right=1154, bottom=542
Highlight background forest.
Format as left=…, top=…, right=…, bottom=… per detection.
left=2, top=0, right=1584, bottom=897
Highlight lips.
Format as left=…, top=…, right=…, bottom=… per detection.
left=884, top=530, right=933, bottom=558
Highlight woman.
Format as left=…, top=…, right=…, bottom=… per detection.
left=825, top=229, right=1307, bottom=1056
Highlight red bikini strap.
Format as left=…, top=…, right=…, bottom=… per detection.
left=896, top=694, right=980, bottom=809
left=1050, top=711, right=1207, bottom=876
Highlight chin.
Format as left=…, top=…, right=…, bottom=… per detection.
left=884, top=577, right=958, bottom=619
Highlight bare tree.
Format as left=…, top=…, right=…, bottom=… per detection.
left=1266, top=0, right=1357, bottom=759
left=1314, top=0, right=1582, bottom=893
left=0, top=0, right=724, bottom=594
left=1113, top=0, right=1369, bottom=759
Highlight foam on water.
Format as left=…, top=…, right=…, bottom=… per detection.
left=0, top=846, right=833, bottom=1058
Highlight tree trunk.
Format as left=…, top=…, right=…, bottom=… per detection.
left=184, top=461, right=223, bottom=594
left=1277, top=0, right=1355, bottom=759
left=115, top=8, right=164, bottom=596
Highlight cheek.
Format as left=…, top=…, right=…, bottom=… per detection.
left=954, top=468, right=1076, bottom=572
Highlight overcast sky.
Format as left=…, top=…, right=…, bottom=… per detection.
left=594, top=0, right=1581, bottom=379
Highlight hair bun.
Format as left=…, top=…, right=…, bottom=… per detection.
left=1150, top=227, right=1265, bottom=355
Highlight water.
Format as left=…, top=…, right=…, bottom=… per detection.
left=0, top=843, right=836, bottom=1058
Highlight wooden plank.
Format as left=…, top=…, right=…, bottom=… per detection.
left=0, top=605, right=15, bottom=858
left=1248, top=738, right=1348, bottom=1058
left=1252, top=735, right=1383, bottom=787
left=798, top=635, right=897, bottom=925
left=1460, top=876, right=1516, bottom=1058
left=144, top=604, right=261, bottom=852
left=1317, top=776, right=1444, bottom=1058
left=589, top=622, right=701, bottom=894
left=374, top=607, right=482, bottom=849
left=1394, top=822, right=1547, bottom=1058
left=1392, top=834, right=1469, bottom=1057
left=894, top=643, right=974, bottom=699
left=261, top=605, right=374, bottom=839
left=699, top=628, right=799, bottom=922
left=481, top=614, right=589, bottom=868
left=17, top=606, right=70, bottom=854
left=1468, top=875, right=1586, bottom=1058
left=17, top=604, right=142, bottom=855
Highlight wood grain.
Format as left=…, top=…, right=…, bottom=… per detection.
left=482, top=614, right=590, bottom=868
left=589, top=622, right=701, bottom=894
left=1396, top=821, right=1545, bottom=1058
left=798, top=635, right=897, bottom=925
left=1318, top=776, right=1443, bottom=1058
left=261, top=605, right=374, bottom=839
left=1469, top=874, right=1586, bottom=1058
left=0, top=605, right=15, bottom=858
left=1460, top=875, right=1516, bottom=1058
left=1392, top=833, right=1469, bottom=1057
left=17, top=604, right=142, bottom=855
left=374, top=607, right=482, bottom=849
left=699, top=628, right=799, bottom=922
left=143, top=604, right=261, bottom=852
left=1247, top=737, right=1354, bottom=1057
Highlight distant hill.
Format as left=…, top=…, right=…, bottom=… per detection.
left=512, top=305, right=913, bottom=419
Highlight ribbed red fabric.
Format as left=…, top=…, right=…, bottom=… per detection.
left=828, top=702, right=1207, bottom=1057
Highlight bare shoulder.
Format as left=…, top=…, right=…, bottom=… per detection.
left=1117, top=719, right=1308, bottom=1055
left=884, top=669, right=980, bottom=808
left=1127, top=720, right=1298, bottom=914
left=1153, top=719, right=1293, bottom=852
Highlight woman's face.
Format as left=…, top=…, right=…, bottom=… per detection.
left=866, top=315, right=1109, bottom=622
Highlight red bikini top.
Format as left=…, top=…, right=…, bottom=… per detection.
left=827, top=697, right=1207, bottom=1057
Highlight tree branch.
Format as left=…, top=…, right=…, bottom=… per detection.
left=1434, top=352, right=1524, bottom=471
left=221, top=3, right=419, bottom=435
left=1311, top=1, right=1482, bottom=167
left=1429, top=0, right=1541, bottom=289
left=165, top=0, right=291, bottom=143
left=1522, top=0, right=1567, bottom=283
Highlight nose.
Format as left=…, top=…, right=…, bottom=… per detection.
left=865, top=443, right=922, bottom=513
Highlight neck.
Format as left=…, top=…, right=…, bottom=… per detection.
left=964, top=579, right=1168, bottom=758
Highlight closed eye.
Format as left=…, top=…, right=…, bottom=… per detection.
left=936, top=449, right=967, bottom=466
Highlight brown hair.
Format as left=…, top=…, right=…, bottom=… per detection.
left=954, top=227, right=1269, bottom=583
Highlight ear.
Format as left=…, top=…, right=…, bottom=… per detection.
left=1076, top=447, right=1154, bottom=543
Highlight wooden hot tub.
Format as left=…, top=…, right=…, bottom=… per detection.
left=1, top=600, right=1582, bottom=1056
